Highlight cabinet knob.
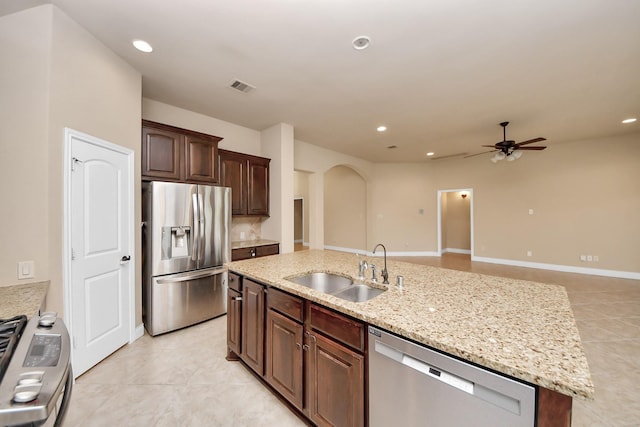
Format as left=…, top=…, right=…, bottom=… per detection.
left=296, top=342, right=302, bottom=350
left=302, top=344, right=310, bottom=351
left=233, top=296, right=243, bottom=301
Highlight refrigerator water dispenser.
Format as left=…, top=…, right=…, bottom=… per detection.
left=161, top=226, right=191, bottom=259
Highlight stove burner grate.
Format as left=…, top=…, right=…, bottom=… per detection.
left=0, top=315, right=27, bottom=382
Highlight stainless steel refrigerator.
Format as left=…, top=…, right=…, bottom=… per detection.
left=142, top=181, right=231, bottom=336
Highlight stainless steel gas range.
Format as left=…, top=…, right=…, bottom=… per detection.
left=0, top=313, right=72, bottom=427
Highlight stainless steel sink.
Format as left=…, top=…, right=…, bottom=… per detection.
left=286, top=272, right=384, bottom=302
left=332, top=284, right=385, bottom=302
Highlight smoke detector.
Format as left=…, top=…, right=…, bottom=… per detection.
left=229, top=79, right=255, bottom=93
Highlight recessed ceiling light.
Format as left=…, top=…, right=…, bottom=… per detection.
left=426, top=152, right=435, bottom=157
left=622, top=118, right=637, bottom=124
left=377, top=126, right=387, bottom=132
left=132, top=39, right=153, bottom=53
left=352, top=36, right=371, bottom=50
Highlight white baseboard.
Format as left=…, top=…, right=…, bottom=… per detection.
left=443, top=248, right=472, bottom=255
left=472, top=256, right=640, bottom=280
left=132, top=324, right=145, bottom=343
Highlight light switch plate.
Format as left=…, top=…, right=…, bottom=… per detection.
left=18, top=261, right=35, bottom=279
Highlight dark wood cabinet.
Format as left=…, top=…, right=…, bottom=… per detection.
left=247, top=157, right=270, bottom=215
left=228, top=272, right=366, bottom=426
left=240, top=278, right=265, bottom=375
left=226, top=273, right=243, bottom=360
left=306, top=331, right=364, bottom=427
left=142, top=125, right=182, bottom=180
left=266, top=309, right=304, bottom=409
left=219, top=149, right=270, bottom=216
left=305, top=303, right=365, bottom=427
left=142, top=120, right=221, bottom=184
left=231, top=243, right=280, bottom=261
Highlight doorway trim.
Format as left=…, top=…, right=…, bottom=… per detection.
left=62, top=128, right=137, bottom=359
left=437, top=188, right=474, bottom=257
left=294, top=197, right=305, bottom=245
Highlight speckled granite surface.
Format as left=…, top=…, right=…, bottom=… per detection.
left=0, top=281, right=48, bottom=319
left=228, top=250, right=594, bottom=400
left=231, top=239, right=279, bottom=250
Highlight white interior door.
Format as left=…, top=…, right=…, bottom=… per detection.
left=67, top=129, right=133, bottom=377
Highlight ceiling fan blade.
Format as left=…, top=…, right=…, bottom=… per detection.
left=464, top=150, right=496, bottom=158
left=481, top=145, right=497, bottom=148
left=429, top=152, right=469, bottom=160
left=516, top=137, right=546, bottom=146
left=517, top=146, right=547, bottom=151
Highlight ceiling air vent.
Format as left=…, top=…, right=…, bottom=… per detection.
left=229, top=79, right=255, bottom=93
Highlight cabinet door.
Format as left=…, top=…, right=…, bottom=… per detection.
left=185, top=135, right=219, bottom=183
left=219, top=150, right=247, bottom=215
left=241, top=279, right=265, bottom=375
left=142, top=126, right=182, bottom=180
left=247, top=157, right=270, bottom=216
left=266, top=310, right=304, bottom=410
left=306, top=332, right=364, bottom=427
left=227, top=288, right=242, bottom=358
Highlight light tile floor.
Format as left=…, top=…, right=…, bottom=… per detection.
left=66, top=253, right=640, bottom=426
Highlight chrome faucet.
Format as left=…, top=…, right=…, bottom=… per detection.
left=373, top=243, right=389, bottom=284
left=370, top=264, right=378, bottom=282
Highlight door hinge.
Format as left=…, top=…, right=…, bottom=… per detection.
left=71, top=157, right=83, bottom=172
left=71, top=248, right=76, bottom=260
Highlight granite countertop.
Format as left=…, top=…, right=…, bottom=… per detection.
left=0, top=281, right=49, bottom=319
left=227, top=249, right=594, bottom=400
left=231, top=239, right=279, bottom=250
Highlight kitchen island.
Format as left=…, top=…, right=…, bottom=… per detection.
left=227, top=250, right=593, bottom=425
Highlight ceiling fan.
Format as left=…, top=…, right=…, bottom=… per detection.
left=466, top=122, right=547, bottom=162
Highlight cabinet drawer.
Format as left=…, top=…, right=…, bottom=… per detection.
left=267, top=288, right=303, bottom=323
left=256, top=244, right=279, bottom=257
left=229, top=272, right=242, bottom=292
left=307, top=303, right=365, bottom=353
left=232, top=247, right=254, bottom=261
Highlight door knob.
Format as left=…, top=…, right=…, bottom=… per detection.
left=120, top=255, right=131, bottom=263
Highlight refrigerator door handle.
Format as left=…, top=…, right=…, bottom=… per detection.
left=198, top=192, right=205, bottom=262
left=191, top=193, right=199, bottom=261
left=156, top=267, right=227, bottom=284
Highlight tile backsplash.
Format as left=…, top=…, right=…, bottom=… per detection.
left=230, top=217, right=262, bottom=241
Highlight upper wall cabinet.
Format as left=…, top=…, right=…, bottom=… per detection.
left=142, top=120, right=222, bottom=184
left=219, top=149, right=270, bottom=216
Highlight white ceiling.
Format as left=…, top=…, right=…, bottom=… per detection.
left=5, top=0, right=640, bottom=162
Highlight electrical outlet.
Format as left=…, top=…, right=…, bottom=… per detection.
left=240, top=231, right=246, bottom=240
left=593, top=255, right=599, bottom=262
left=527, top=250, right=533, bottom=257
left=580, top=255, right=586, bottom=262
left=587, top=255, right=593, bottom=262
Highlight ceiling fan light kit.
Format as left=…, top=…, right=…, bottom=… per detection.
left=466, top=121, right=547, bottom=162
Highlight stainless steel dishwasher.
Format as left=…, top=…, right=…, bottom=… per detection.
left=368, top=326, right=536, bottom=427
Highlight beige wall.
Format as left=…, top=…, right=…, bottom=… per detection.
left=324, top=166, right=367, bottom=251
left=367, top=163, right=437, bottom=253
left=0, top=6, right=52, bottom=288
left=0, top=6, right=142, bottom=321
